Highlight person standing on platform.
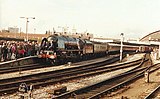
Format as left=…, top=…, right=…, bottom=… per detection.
left=2, top=43, right=8, bottom=61
left=0, top=42, right=3, bottom=62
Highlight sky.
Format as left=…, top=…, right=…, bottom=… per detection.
left=1, top=0, right=160, bottom=40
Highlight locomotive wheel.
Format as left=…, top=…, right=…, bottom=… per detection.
left=41, top=59, right=47, bottom=64
left=49, top=59, right=58, bottom=65
left=50, top=60, right=54, bottom=65
left=46, top=58, right=50, bottom=64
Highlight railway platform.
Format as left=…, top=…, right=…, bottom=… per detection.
left=0, top=56, right=38, bottom=67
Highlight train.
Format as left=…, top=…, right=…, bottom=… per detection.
left=38, top=34, right=152, bottom=64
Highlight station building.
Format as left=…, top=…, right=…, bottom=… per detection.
left=140, top=30, right=160, bottom=60
left=140, top=30, right=160, bottom=43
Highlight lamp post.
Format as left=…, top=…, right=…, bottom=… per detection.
left=120, top=33, right=124, bottom=62
left=20, top=17, right=35, bottom=41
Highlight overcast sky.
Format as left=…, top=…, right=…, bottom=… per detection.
left=1, top=0, right=160, bottom=39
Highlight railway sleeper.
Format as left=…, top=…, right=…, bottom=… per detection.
left=51, top=86, right=67, bottom=95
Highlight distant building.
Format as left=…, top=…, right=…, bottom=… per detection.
left=72, top=32, right=93, bottom=39
left=1, top=29, right=9, bottom=33
left=8, top=27, right=19, bottom=33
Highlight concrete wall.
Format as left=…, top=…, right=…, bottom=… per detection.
left=0, top=56, right=39, bottom=68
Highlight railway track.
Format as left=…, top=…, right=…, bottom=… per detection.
left=0, top=63, right=52, bottom=74
left=144, top=84, right=160, bottom=99
left=53, top=56, right=160, bottom=99
left=0, top=55, right=119, bottom=74
left=0, top=54, right=141, bottom=95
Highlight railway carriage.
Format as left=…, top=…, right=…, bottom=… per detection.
left=122, top=45, right=139, bottom=52
left=108, top=43, right=140, bottom=54
left=82, top=39, right=94, bottom=58
left=139, top=46, right=152, bottom=53
left=93, top=41, right=109, bottom=56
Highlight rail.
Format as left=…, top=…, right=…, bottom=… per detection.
left=144, top=84, right=160, bottom=99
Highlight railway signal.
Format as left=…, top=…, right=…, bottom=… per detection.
left=120, top=33, right=124, bottom=62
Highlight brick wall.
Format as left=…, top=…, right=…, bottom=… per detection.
left=0, top=31, right=49, bottom=42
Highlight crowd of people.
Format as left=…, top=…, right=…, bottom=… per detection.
left=0, top=40, right=40, bottom=62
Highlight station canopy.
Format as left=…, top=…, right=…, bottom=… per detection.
left=140, top=30, right=160, bottom=42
